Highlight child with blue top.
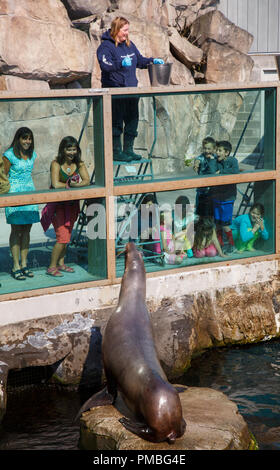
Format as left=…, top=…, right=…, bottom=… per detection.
left=210, top=140, right=239, bottom=253
left=231, top=203, right=269, bottom=252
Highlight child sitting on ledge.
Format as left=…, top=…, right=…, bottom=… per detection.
left=231, top=203, right=269, bottom=252
left=158, top=210, right=188, bottom=265
left=193, top=216, right=226, bottom=258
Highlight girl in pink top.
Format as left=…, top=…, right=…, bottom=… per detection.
left=193, top=216, right=226, bottom=258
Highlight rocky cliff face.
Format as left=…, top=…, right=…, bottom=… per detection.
left=0, top=0, right=254, bottom=89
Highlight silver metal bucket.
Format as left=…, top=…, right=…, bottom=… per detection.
left=148, top=63, right=172, bottom=86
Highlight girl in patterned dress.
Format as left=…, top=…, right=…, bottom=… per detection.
left=3, top=127, right=40, bottom=280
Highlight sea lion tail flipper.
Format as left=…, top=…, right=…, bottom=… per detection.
left=119, top=417, right=157, bottom=442
left=73, top=387, right=114, bottom=424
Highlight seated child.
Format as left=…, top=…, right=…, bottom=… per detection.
left=158, top=209, right=188, bottom=265
left=193, top=136, right=218, bottom=217
left=173, top=195, right=194, bottom=258
left=193, top=216, right=226, bottom=258
left=210, top=140, right=240, bottom=254
left=231, top=203, right=269, bottom=252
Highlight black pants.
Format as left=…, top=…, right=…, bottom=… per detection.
left=195, top=189, right=213, bottom=217
left=112, top=97, right=140, bottom=138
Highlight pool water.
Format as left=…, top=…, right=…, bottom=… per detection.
left=180, top=338, right=280, bottom=450
left=0, top=339, right=279, bottom=450
left=0, top=386, right=82, bottom=450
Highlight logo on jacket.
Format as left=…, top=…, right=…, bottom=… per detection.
left=102, top=54, right=112, bottom=66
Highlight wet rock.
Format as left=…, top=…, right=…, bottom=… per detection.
left=150, top=281, right=279, bottom=380
left=0, top=361, right=8, bottom=422
left=79, top=386, right=255, bottom=450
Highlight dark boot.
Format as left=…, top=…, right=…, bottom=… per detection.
left=113, top=135, right=133, bottom=162
left=123, top=135, right=142, bottom=161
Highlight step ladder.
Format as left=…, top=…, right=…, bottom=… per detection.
left=235, top=140, right=264, bottom=216
left=114, top=157, right=154, bottom=184
left=233, top=90, right=264, bottom=216
left=71, top=95, right=160, bottom=256
left=115, top=192, right=165, bottom=265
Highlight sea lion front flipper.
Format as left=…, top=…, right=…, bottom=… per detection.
left=74, top=387, right=114, bottom=424
left=119, top=417, right=157, bottom=442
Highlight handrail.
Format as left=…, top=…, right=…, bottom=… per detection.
left=0, top=81, right=278, bottom=101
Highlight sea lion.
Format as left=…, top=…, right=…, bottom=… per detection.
left=76, top=242, right=186, bottom=444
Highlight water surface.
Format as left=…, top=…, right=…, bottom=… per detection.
left=181, top=339, right=280, bottom=450
left=0, top=339, right=279, bottom=450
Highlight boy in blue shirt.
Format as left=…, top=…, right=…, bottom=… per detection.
left=210, top=140, right=239, bottom=253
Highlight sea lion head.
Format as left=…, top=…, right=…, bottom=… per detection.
left=125, top=242, right=144, bottom=271
left=120, top=242, right=146, bottom=299
left=143, top=383, right=186, bottom=443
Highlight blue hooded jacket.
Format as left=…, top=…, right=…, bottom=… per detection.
left=97, top=30, right=154, bottom=87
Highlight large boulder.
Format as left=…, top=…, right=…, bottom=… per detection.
left=0, top=75, right=49, bottom=91
left=190, top=10, right=254, bottom=54
left=168, top=26, right=203, bottom=68
left=189, top=9, right=254, bottom=84
left=0, top=0, right=92, bottom=84
left=162, top=0, right=218, bottom=29
left=204, top=42, right=254, bottom=84
left=117, top=0, right=163, bottom=23
left=79, top=387, right=255, bottom=450
left=61, top=0, right=110, bottom=20
left=168, top=55, right=194, bottom=86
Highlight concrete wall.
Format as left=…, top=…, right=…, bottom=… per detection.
left=0, top=259, right=279, bottom=327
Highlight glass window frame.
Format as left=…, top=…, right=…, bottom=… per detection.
left=0, top=82, right=278, bottom=300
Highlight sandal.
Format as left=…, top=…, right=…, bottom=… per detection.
left=46, top=267, right=63, bottom=277
left=58, top=264, right=75, bottom=273
left=21, top=267, right=34, bottom=278
left=11, top=269, right=26, bottom=281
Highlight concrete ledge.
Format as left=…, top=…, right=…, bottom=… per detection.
left=0, top=259, right=278, bottom=327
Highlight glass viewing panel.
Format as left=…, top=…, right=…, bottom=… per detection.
left=112, top=88, right=275, bottom=186
left=115, top=181, right=275, bottom=277
left=0, top=96, right=104, bottom=196
left=0, top=197, right=107, bottom=295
